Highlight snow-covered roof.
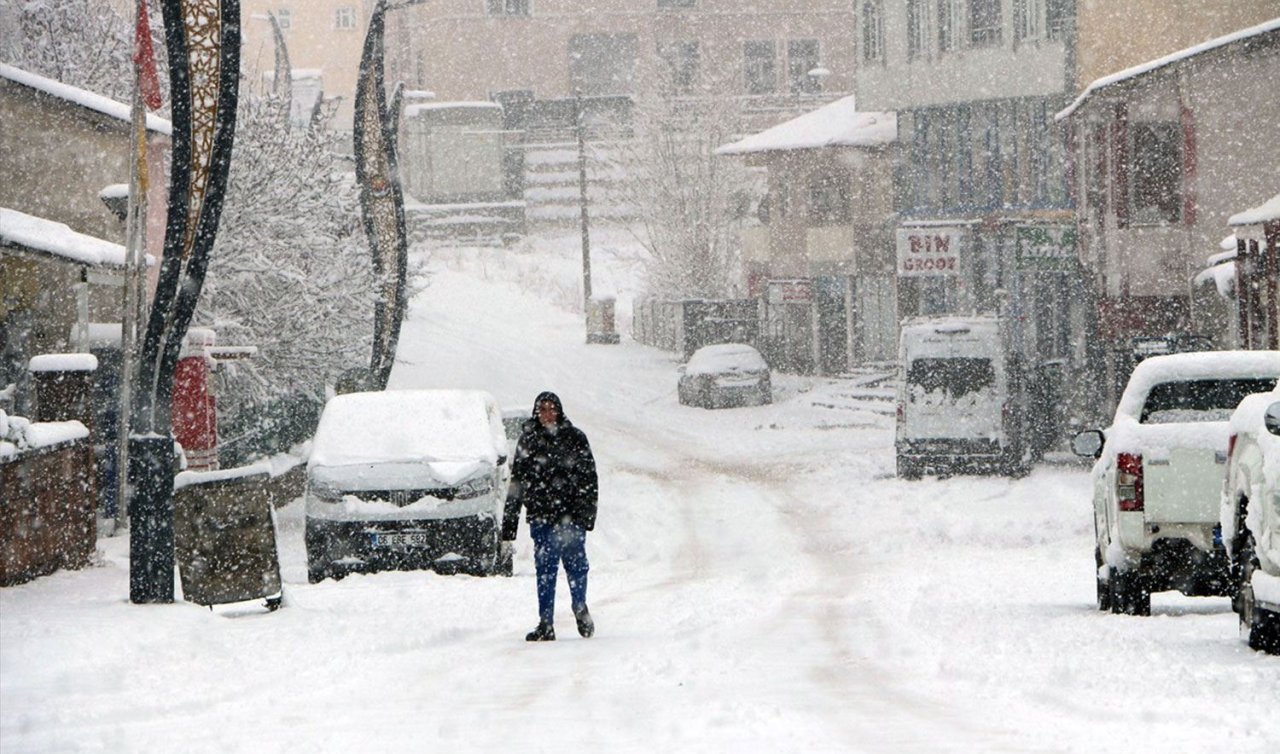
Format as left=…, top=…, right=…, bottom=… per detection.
left=0, top=207, right=130, bottom=268
left=716, top=97, right=896, bottom=155
left=1229, top=193, right=1280, bottom=226
left=1220, top=233, right=1238, bottom=250
left=0, top=62, right=173, bottom=136
left=1193, top=261, right=1235, bottom=297
left=1056, top=18, right=1280, bottom=121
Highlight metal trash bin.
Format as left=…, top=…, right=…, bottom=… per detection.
left=173, top=465, right=283, bottom=609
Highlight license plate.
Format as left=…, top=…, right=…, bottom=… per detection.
left=371, top=532, right=432, bottom=548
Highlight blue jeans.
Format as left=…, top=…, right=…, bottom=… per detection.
left=530, top=521, right=589, bottom=625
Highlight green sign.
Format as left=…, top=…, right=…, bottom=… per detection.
left=1015, top=226, right=1078, bottom=272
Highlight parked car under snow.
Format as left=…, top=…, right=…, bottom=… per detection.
left=677, top=343, right=771, bottom=409
left=1220, top=387, right=1280, bottom=653
left=1073, top=351, right=1280, bottom=616
left=304, top=389, right=512, bottom=582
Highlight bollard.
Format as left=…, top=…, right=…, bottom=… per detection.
left=129, top=434, right=175, bottom=603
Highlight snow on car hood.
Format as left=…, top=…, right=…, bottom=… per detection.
left=686, top=343, right=767, bottom=376
left=308, top=459, right=493, bottom=490
left=308, top=389, right=504, bottom=484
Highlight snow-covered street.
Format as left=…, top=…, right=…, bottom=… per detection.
left=2, top=241, right=1276, bottom=753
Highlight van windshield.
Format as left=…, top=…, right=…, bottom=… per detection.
left=1140, top=378, right=1277, bottom=424
left=907, top=358, right=995, bottom=398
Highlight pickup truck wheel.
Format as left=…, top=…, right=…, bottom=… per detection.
left=1095, top=548, right=1111, bottom=612
left=1237, top=529, right=1280, bottom=653
left=1110, top=567, right=1151, bottom=616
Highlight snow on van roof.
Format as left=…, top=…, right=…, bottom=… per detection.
left=901, top=315, right=999, bottom=334
left=1116, top=351, right=1280, bottom=419
left=309, top=389, right=502, bottom=469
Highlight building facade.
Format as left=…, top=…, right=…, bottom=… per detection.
left=718, top=99, right=899, bottom=373
left=1060, top=21, right=1280, bottom=405
left=854, top=0, right=1082, bottom=442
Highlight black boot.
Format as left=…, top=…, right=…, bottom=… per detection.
left=525, top=621, right=555, bottom=641
left=573, top=605, right=594, bottom=638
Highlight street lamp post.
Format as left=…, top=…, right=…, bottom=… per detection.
left=576, top=90, right=593, bottom=309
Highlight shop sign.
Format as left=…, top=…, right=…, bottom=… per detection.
left=1016, top=226, right=1078, bottom=271
left=896, top=228, right=964, bottom=277
left=767, top=278, right=813, bottom=304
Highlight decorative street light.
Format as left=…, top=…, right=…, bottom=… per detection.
left=354, top=0, right=416, bottom=390
left=127, top=0, right=241, bottom=603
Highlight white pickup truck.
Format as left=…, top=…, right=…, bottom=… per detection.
left=1221, top=388, right=1280, bottom=653
left=1073, top=351, right=1280, bottom=616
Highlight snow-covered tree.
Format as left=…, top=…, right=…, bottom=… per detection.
left=613, top=71, right=752, bottom=299
left=0, top=0, right=165, bottom=106
left=197, top=88, right=377, bottom=435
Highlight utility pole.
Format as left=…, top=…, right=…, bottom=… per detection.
left=576, top=90, right=593, bottom=308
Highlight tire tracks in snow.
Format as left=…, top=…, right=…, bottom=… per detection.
left=594, top=411, right=1041, bottom=752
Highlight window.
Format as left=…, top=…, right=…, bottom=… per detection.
left=486, top=0, right=530, bottom=15
left=335, top=7, right=356, bottom=30
left=938, top=0, right=962, bottom=51
left=908, top=358, right=995, bottom=398
left=908, top=0, right=929, bottom=60
left=1046, top=0, right=1070, bottom=40
left=787, top=39, right=820, bottom=94
left=1130, top=122, right=1182, bottom=224
left=862, top=1, right=884, bottom=63
left=1014, top=0, right=1042, bottom=42
left=276, top=8, right=290, bottom=30
left=658, top=40, right=700, bottom=94
left=808, top=171, right=851, bottom=225
left=968, top=0, right=1001, bottom=46
left=744, top=40, right=777, bottom=95
left=1141, top=379, right=1278, bottom=424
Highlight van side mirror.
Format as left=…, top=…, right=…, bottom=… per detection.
left=1265, top=402, right=1280, bottom=437
left=1071, top=430, right=1105, bottom=459
left=497, top=454, right=508, bottom=466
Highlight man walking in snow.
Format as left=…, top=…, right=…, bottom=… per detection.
left=502, top=391, right=598, bottom=641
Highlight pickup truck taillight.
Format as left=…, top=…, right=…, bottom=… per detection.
left=897, top=401, right=905, bottom=423
left=1117, top=452, right=1144, bottom=512
left=1227, top=433, right=1238, bottom=462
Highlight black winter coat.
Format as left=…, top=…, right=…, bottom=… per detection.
left=501, top=393, right=598, bottom=540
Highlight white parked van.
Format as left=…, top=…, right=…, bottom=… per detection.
left=304, top=389, right=511, bottom=582
left=895, top=316, right=1028, bottom=479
